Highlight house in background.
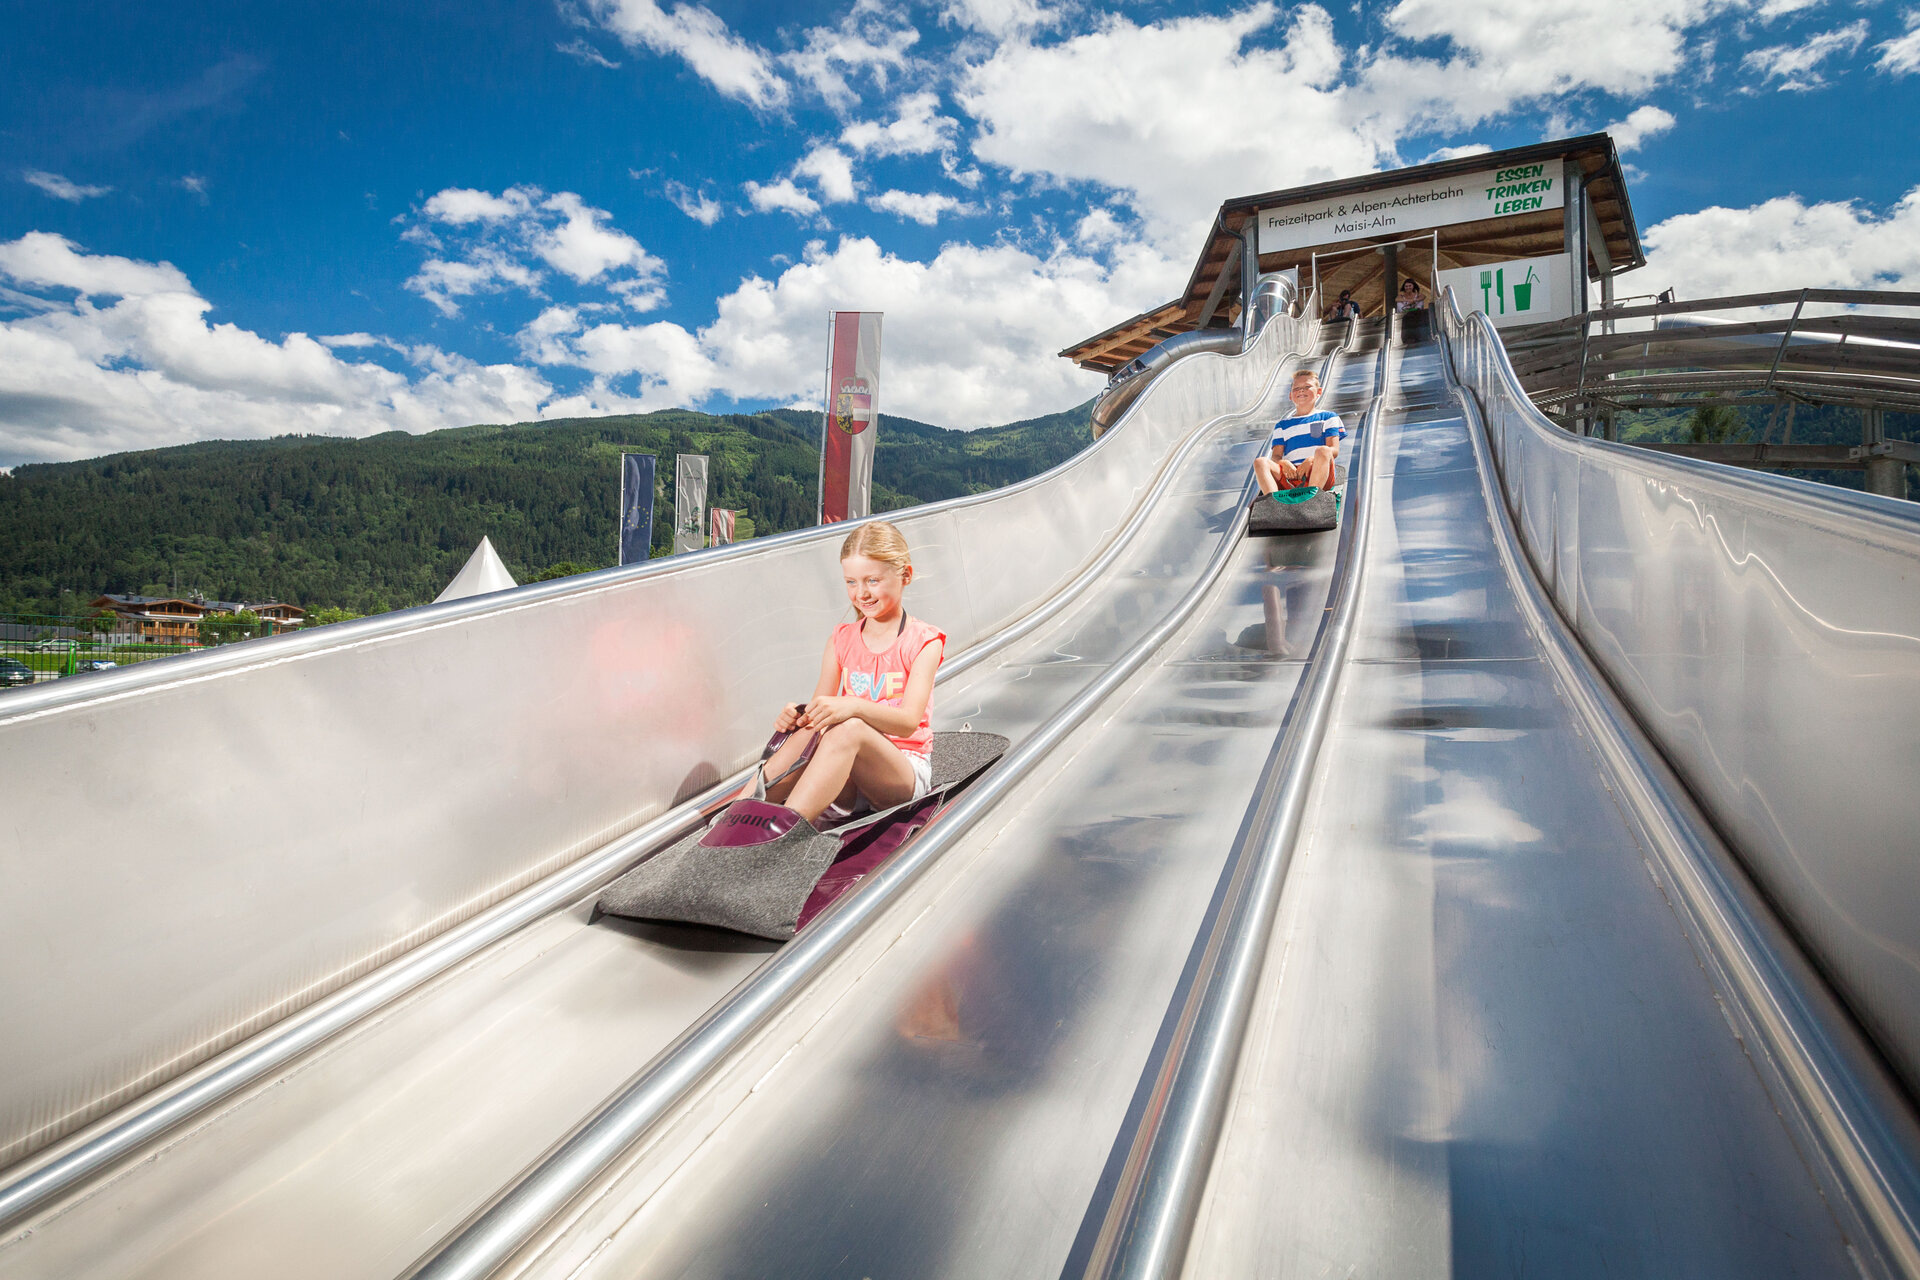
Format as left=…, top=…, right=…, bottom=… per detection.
left=91, top=595, right=209, bottom=643
left=246, top=602, right=306, bottom=632
left=91, top=595, right=309, bottom=642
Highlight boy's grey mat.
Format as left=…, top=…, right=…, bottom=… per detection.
left=1248, top=486, right=1339, bottom=534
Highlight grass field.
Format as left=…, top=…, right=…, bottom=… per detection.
left=8, top=644, right=192, bottom=673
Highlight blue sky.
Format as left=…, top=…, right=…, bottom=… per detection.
left=1, top=0, right=1916, bottom=466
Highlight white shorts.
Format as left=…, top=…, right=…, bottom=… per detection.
left=822, top=747, right=932, bottom=825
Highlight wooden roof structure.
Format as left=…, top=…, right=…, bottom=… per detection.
left=1061, top=133, right=1644, bottom=374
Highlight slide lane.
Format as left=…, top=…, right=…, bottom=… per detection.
left=1181, top=331, right=1865, bottom=1277
left=0, top=336, right=1338, bottom=1279
left=493, top=333, right=1386, bottom=1280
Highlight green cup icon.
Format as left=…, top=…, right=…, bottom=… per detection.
left=1513, top=266, right=1539, bottom=312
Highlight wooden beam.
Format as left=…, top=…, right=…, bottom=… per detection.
left=1196, top=238, right=1241, bottom=326
left=1630, top=442, right=1867, bottom=470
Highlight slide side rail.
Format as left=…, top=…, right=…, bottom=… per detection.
left=1440, top=290, right=1920, bottom=1103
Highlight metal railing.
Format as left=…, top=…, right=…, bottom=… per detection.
left=1496, top=287, right=1920, bottom=418
left=1066, top=330, right=1389, bottom=1280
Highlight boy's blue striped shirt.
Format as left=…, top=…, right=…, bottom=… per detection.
left=1270, top=409, right=1346, bottom=463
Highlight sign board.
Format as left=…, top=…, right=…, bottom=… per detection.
left=1257, top=162, right=1566, bottom=255
left=1436, top=253, right=1573, bottom=328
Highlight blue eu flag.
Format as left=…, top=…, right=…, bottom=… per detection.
left=619, top=453, right=656, bottom=566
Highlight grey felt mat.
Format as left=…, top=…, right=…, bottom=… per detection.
left=928, top=730, right=1010, bottom=790
left=595, top=731, right=1010, bottom=941
left=1248, top=485, right=1339, bottom=534
left=596, top=819, right=841, bottom=941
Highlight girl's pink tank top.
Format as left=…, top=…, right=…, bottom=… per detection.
left=831, top=614, right=945, bottom=758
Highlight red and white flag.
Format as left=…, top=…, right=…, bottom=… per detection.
left=710, top=507, right=736, bottom=545
left=819, top=311, right=882, bottom=523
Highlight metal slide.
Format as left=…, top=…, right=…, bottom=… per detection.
left=8, top=295, right=1920, bottom=1280
left=1177, top=325, right=1893, bottom=1278
left=0, top=305, right=1337, bottom=1274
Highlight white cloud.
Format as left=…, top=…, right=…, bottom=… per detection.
left=0, top=233, right=614, bottom=466
left=422, top=187, right=531, bottom=224
left=1630, top=187, right=1920, bottom=300
left=942, top=0, right=1055, bottom=38
left=793, top=145, right=859, bottom=203
left=581, top=0, right=787, bottom=109
left=841, top=92, right=960, bottom=157
left=177, top=174, right=210, bottom=203
left=867, top=189, right=970, bottom=225
left=22, top=170, right=112, bottom=202
left=0, top=232, right=191, bottom=296
left=955, top=1, right=1757, bottom=254
left=1878, top=11, right=1920, bottom=75
left=1743, top=19, right=1869, bottom=88
left=555, top=38, right=621, bottom=69
left=513, top=234, right=1175, bottom=426
left=960, top=5, right=1379, bottom=246
left=531, top=191, right=662, bottom=285
left=1420, top=143, right=1494, bottom=163
left=1757, top=0, right=1824, bottom=18
left=744, top=178, right=821, bottom=217
left=1342, top=0, right=1741, bottom=159
left=404, top=186, right=665, bottom=315
left=1074, top=208, right=1127, bottom=247
left=407, top=253, right=545, bottom=317
left=1607, top=105, right=1677, bottom=151
left=1376, top=0, right=1728, bottom=106
left=781, top=4, right=918, bottom=111
left=664, top=180, right=724, bottom=225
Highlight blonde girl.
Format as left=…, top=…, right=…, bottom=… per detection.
left=760, top=521, right=945, bottom=824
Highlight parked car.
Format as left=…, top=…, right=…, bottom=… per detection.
left=0, top=658, right=36, bottom=687
left=72, top=659, right=118, bottom=673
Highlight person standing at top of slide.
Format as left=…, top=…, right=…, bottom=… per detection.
left=1252, top=369, right=1346, bottom=503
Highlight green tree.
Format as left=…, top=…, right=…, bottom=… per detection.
left=531, top=561, right=598, bottom=581
left=197, top=609, right=265, bottom=647
left=1687, top=400, right=1747, bottom=445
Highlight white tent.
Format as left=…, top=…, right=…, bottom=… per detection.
left=434, top=536, right=519, bottom=604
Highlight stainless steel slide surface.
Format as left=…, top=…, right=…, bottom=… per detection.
left=475, top=330, right=1381, bottom=1280
left=0, top=325, right=1346, bottom=1274
left=1183, top=327, right=1919, bottom=1278
left=0, top=303, right=1313, bottom=1177
left=1450, top=299, right=1920, bottom=1104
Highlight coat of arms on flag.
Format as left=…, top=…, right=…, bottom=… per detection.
left=833, top=377, right=872, bottom=435
left=820, top=311, right=880, bottom=524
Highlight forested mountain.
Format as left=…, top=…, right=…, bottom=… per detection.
left=0, top=401, right=1095, bottom=616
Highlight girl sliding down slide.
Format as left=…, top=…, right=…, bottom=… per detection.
left=758, top=520, right=946, bottom=824
left=594, top=520, right=1000, bottom=942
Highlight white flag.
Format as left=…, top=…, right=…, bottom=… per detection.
left=674, top=454, right=707, bottom=554
left=820, top=311, right=881, bottom=523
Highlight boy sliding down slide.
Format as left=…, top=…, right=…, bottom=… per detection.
left=1254, top=369, right=1346, bottom=504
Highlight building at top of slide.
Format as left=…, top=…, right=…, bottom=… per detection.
left=1062, top=133, right=1643, bottom=374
